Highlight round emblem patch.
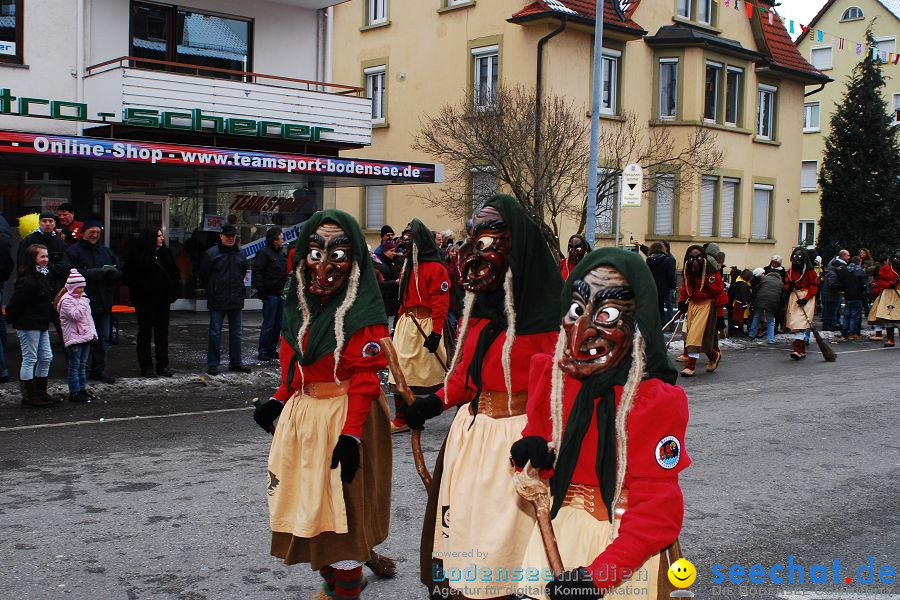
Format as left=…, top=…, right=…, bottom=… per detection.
left=655, top=436, right=681, bottom=470
left=440, top=281, right=450, bottom=292
left=362, top=341, right=382, bottom=357
left=708, top=275, right=716, bottom=284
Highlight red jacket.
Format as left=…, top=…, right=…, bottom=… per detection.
left=560, top=259, right=574, bottom=281
left=679, top=271, right=727, bottom=316
left=272, top=325, right=389, bottom=439
left=437, top=319, right=557, bottom=408
left=784, top=268, right=819, bottom=298
left=522, top=354, right=690, bottom=591
left=872, top=264, right=899, bottom=296
left=400, top=261, right=450, bottom=333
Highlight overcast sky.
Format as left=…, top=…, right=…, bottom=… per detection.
left=774, top=0, right=829, bottom=38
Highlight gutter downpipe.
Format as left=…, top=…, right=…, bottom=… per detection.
left=804, top=83, right=826, bottom=97
left=534, top=17, right=567, bottom=222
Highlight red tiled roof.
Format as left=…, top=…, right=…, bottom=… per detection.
left=510, top=0, right=644, bottom=33
left=760, top=9, right=828, bottom=81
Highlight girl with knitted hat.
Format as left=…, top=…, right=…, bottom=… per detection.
left=57, top=269, right=98, bottom=402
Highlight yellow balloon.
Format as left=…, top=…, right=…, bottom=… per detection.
left=18, top=213, right=40, bottom=239
left=668, top=558, right=697, bottom=588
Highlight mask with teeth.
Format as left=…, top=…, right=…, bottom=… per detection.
left=567, top=235, right=588, bottom=266
left=791, top=249, right=807, bottom=270
left=686, top=249, right=705, bottom=275
left=559, top=266, right=636, bottom=379
left=305, top=222, right=353, bottom=300
left=394, top=227, right=413, bottom=259
left=458, top=206, right=512, bottom=293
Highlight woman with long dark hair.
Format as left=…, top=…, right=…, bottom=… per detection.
left=6, top=244, right=55, bottom=407
left=123, top=229, right=179, bottom=377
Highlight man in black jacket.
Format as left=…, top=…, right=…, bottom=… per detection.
left=200, top=224, right=250, bottom=375
left=0, top=215, right=14, bottom=383
left=253, top=227, right=287, bottom=361
left=18, top=211, right=68, bottom=292
left=837, top=255, right=867, bottom=339
left=644, top=241, right=677, bottom=325
left=62, top=219, right=121, bottom=383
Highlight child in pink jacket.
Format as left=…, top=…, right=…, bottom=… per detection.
left=57, top=269, right=98, bottom=402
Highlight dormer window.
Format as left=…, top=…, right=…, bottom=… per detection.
left=841, top=7, right=864, bottom=21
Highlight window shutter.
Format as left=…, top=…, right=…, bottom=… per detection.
left=365, top=186, right=385, bottom=230
left=654, top=176, right=675, bottom=236
left=720, top=178, right=737, bottom=238
left=752, top=187, right=771, bottom=240
left=801, top=162, right=818, bottom=190
left=699, top=176, right=716, bottom=237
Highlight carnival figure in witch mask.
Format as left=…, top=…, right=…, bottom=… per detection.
left=399, top=196, right=563, bottom=600
left=511, top=248, right=691, bottom=600
left=784, top=246, right=819, bottom=360
left=870, top=249, right=900, bottom=347
left=560, top=235, right=592, bottom=281
left=252, top=210, right=394, bottom=600
left=676, top=245, right=726, bottom=377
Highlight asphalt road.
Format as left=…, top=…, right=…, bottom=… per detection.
left=0, top=340, right=897, bottom=600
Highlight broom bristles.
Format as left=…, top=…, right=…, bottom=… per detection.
left=366, top=552, right=397, bottom=578
left=813, top=327, right=837, bottom=362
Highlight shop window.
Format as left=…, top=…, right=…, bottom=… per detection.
left=365, top=65, right=386, bottom=124
left=0, top=0, right=23, bottom=64
left=471, top=167, right=496, bottom=212
left=658, top=59, right=678, bottom=120
left=130, top=2, right=252, bottom=80
left=472, top=46, right=499, bottom=109
left=653, top=175, right=676, bottom=236
left=756, top=85, right=777, bottom=140
left=804, top=102, right=820, bottom=132
left=704, top=62, right=721, bottom=122
left=752, top=184, right=772, bottom=240
left=810, top=47, right=832, bottom=70
left=801, top=161, right=818, bottom=192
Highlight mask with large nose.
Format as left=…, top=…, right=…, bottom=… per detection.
left=305, top=222, right=353, bottom=300
left=791, top=249, right=807, bottom=270
left=567, top=236, right=588, bottom=266
left=686, top=249, right=705, bottom=275
left=458, top=206, right=512, bottom=293
left=559, top=266, right=636, bottom=379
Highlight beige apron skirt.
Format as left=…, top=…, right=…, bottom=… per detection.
left=520, top=506, right=659, bottom=600
left=785, top=290, right=816, bottom=332
left=268, top=387, right=392, bottom=570
left=388, top=313, right=448, bottom=388
left=874, top=288, right=900, bottom=325
left=868, top=294, right=881, bottom=324
left=428, top=408, right=533, bottom=599
left=684, top=299, right=716, bottom=354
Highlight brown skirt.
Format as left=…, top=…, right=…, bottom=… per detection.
left=270, top=391, right=392, bottom=570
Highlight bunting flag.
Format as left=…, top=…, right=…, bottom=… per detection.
left=817, top=30, right=824, bottom=43
left=745, top=1, right=753, bottom=18
left=839, top=38, right=845, bottom=50
left=856, top=43, right=863, bottom=56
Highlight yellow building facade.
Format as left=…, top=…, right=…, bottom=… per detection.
left=332, top=0, right=827, bottom=269
left=796, top=0, right=900, bottom=249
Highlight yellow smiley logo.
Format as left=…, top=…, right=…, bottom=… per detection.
left=667, top=558, right=697, bottom=588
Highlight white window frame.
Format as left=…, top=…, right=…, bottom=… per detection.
left=841, top=6, right=863, bottom=21
left=724, top=66, right=743, bottom=127
left=801, top=161, right=818, bottom=192
left=893, top=94, right=900, bottom=126
left=874, top=36, right=896, bottom=63
left=600, top=49, right=621, bottom=115
left=653, top=174, right=676, bottom=236
left=364, top=65, right=386, bottom=124
left=698, top=0, right=713, bottom=25
left=472, top=45, right=499, bottom=110
left=470, top=166, right=497, bottom=212
left=810, top=46, right=833, bottom=70
left=367, top=0, right=387, bottom=25
left=364, top=186, right=385, bottom=230
left=658, top=58, right=679, bottom=120
left=751, top=184, right=773, bottom=240
left=798, top=220, right=816, bottom=248
left=756, top=84, right=777, bottom=140
left=803, top=101, right=820, bottom=132
left=447, top=0, right=470, bottom=6
left=704, top=61, right=722, bottom=123
left=677, top=0, right=692, bottom=19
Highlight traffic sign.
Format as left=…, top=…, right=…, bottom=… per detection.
left=622, top=163, right=643, bottom=207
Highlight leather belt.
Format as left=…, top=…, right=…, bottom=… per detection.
left=562, top=484, right=629, bottom=522
left=303, top=380, right=350, bottom=399
left=467, top=390, right=527, bottom=419
left=403, top=307, right=432, bottom=318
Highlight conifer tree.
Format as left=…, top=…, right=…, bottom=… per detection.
left=818, top=26, right=899, bottom=261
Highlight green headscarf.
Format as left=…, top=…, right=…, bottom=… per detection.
left=399, top=218, right=442, bottom=305
left=550, top=248, right=678, bottom=520
left=465, top=195, right=563, bottom=411
left=281, top=210, right=387, bottom=375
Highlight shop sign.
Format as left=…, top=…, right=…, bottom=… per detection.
left=229, top=194, right=304, bottom=212
left=241, top=223, right=303, bottom=260
left=0, top=130, right=442, bottom=183
left=0, top=87, right=333, bottom=143
left=0, top=42, right=15, bottom=56
left=203, top=215, right=226, bottom=232
left=41, top=197, right=66, bottom=213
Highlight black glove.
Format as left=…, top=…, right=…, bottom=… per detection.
left=330, top=435, right=360, bottom=484
left=254, top=399, right=283, bottom=434
left=717, top=316, right=726, bottom=330
left=797, top=297, right=808, bottom=307
left=787, top=280, right=796, bottom=292
left=423, top=332, right=442, bottom=353
left=510, top=436, right=555, bottom=470
left=678, top=302, right=688, bottom=314
left=397, top=393, right=443, bottom=431
left=547, top=568, right=604, bottom=600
